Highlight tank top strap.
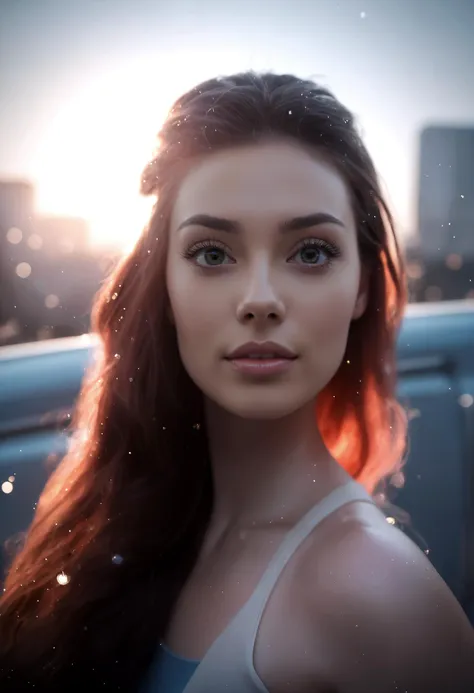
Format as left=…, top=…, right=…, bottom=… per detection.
left=242, top=479, right=375, bottom=635
left=181, top=479, right=376, bottom=693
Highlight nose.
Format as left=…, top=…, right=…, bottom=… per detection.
left=236, top=265, right=286, bottom=324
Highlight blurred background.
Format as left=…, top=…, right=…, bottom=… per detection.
left=1, top=0, right=473, bottom=346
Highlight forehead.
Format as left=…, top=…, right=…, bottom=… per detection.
left=170, top=140, right=354, bottom=228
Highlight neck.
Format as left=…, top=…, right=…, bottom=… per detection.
left=204, top=399, right=349, bottom=536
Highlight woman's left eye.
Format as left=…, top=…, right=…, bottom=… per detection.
left=289, top=240, right=340, bottom=267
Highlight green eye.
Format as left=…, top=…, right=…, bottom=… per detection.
left=195, top=247, right=230, bottom=266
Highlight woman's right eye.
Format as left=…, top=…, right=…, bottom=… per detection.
left=195, top=247, right=232, bottom=266
left=184, top=241, right=235, bottom=267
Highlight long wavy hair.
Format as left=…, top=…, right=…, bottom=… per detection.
left=0, top=71, right=407, bottom=690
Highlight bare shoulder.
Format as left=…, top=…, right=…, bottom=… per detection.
left=297, top=504, right=474, bottom=693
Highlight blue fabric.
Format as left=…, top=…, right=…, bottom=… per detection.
left=142, top=644, right=200, bottom=693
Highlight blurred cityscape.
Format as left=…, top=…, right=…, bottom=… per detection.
left=1, top=125, right=474, bottom=347
left=0, top=178, right=121, bottom=346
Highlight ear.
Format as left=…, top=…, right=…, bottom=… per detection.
left=352, top=268, right=369, bottom=320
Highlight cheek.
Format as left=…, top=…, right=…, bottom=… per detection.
left=315, top=292, right=355, bottom=334
left=166, top=268, right=224, bottom=366
left=303, top=277, right=359, bottom=356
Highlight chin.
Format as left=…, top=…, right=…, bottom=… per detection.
left=216, top=392, right=307, bottom=421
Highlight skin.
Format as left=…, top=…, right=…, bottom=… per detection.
left=167, top=139, right=367, bottom=531
left=165, top=139, right=474, bottom=692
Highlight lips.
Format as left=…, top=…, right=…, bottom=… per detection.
left=225, top=341, right=297, bottom=361
left=224, top=343, right=297, bottom=377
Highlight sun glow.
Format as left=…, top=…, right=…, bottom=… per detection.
left=30, top=47, right=252, bottom=250
left=30, top=55, right=412, bottom=250
left=31, top=62, right=176, bottom=249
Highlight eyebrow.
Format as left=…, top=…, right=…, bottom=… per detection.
left=176, top=212, right=346, bottom=234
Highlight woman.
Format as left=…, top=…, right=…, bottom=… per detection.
left=0, top=72, right=473, bottom=693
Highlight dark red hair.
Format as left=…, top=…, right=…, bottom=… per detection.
left=0, top=72, right=407, bottom=690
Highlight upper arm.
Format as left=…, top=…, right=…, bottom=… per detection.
left=304, top=521, right=474, bottom=693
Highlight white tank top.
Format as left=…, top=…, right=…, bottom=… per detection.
left=174, top=479, right=377, bottom=693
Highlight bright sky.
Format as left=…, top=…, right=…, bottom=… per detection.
left=1, top=0, right=473, bottom=249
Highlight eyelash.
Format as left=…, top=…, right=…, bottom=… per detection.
left=182, top=239, right=229, bottom=261
left=182, top=238, right=342, bottom=269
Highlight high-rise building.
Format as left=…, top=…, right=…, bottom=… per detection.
left=34, top=215, right=89, bottom=255
left=0, top=180, right=35, bottom=229
left=0, top=179, right=100, bottom=344
left=418, top=126, right=474, bottom=261
left=0, top=180, right=39, bottom=340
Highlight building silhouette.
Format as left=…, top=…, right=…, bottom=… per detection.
left=0, top=179, right=107, bottom=344
left=418, top=126, right=474, bottom=260
left=412, top=126, right=474, bottom=302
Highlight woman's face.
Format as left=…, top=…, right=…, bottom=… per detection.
left=166, top=140, right=367, bottom=420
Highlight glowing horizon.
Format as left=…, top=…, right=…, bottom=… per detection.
left=30, top=60, right=413, bottom=250
left=3, top=1, right=474, bottom=251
